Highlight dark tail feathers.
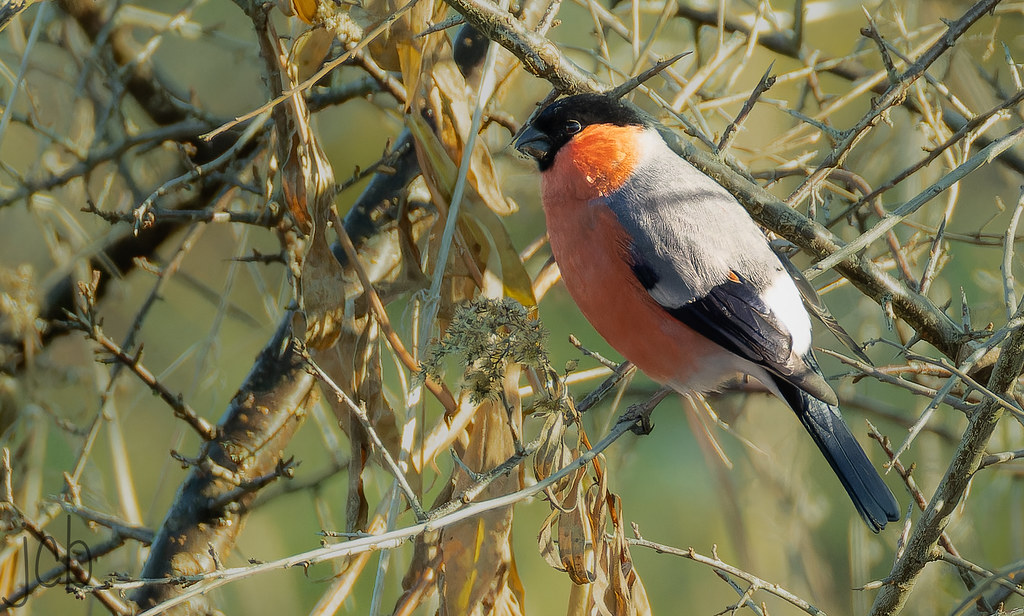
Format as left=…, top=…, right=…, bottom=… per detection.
left=772, top=376, right=900, bottom=532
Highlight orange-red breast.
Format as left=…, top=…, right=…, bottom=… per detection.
left=515, top=93, right=900, bottom=531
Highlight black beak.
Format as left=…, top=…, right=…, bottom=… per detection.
left=513, top=124, right=551, bottom=161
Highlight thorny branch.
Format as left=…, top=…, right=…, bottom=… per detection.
left=866, top=422, right=986, bottom=606
left=627, top=529, right=826, bottom=616
left=130, top=315, right=315, bottom=613
left=304, top=353, right=427, bottom=520
left=869, top=296, right=1024, bottom=614
left=83, top=393, right=668, bottom=615
left=784, top=0, right=1004, bottom=208
left=64, top=305, right=219, bottom=442
left=672, top=1, right=1024, bottom=177
left=5, top=0, right=1024, bottom=613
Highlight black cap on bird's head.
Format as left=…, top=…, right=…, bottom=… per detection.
left=514, top=94, right=651, bottom=170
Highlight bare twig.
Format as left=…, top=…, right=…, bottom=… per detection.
left=672, top=2, right=1024, bottom=178
left=785, top=0, right=1004, bottom=208
left=130, top=111, right=271, bottom=235
left=866, top=421, right=983, bottom=600
left=12, top=513, right=132, bottom=614
left=860, top=15, right=899, bottom=85
left=304, top=353, right=427, bottom=521
left=607, top=51, right=691, bottom=100
left=1003, top=190, right=1024, bottom=320
left=870, top=297, right=1024, bottom=614
left=904, top=352, right=1024, bottom=421
left=0, top=121, right=212, bottom=210
left=97, top=395, right=664, bottom=615
left=826, top=88, right=1024, bottom=228
left=84, top=203, right=281, bottom=228
left=442, top=0, right=603, bottom=93
left=935, top=550, right=1024, bottom=602
left=64, top=312, right=218, bottom=441
left=807, top=123, right=1024, bottom=280
left=717, top=62, right=776, bottom=153
left=980, top=448, right=1024, bottom=469
left=61, top=503, right=155, bottom=545
left=819, top=349, right=976, bottom=412
left=628, top=529, right=826, bottom=615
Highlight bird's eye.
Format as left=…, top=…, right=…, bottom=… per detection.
left=565, top=119, right=582, bottom=135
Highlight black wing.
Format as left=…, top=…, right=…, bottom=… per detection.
left=632, top=256, right=837, bottom=405
left=667, top=272, right=792, bottom=369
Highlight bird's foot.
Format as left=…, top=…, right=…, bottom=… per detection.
left=629, top=412, right=655, bottom=435
left=620, top=387, right=672, bottom=435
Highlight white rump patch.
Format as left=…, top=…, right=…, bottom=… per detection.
left=762, top=274, right=812, bottom=355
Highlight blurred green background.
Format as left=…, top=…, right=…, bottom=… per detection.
left=1, top=0, right=1023, bottom=614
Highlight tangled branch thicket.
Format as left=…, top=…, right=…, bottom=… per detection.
left=0, top=0, right=1022, bottom=614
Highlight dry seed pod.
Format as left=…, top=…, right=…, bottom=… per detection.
left=533, top=411, right=570, bottom=483
left=545, top=447, right=586, bottom=513
left=289, top=26, right=333, bottom=82
left=558, top=481, right=596, bottom=585
left=536, top=510, right=563, bottom=572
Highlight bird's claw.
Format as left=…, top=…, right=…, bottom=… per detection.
left=626, top=408, right=655, bottom=435
left=630, top=415, right=655, bottom=435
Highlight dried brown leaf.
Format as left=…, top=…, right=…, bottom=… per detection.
left=407, top=114, right=536, bottom=306
left=438, top=369, right=523, bottom=615
left=276, top=35, right=347, bottom=348
left=486, top=570, right=528, bottom=616
left=313, top=307, right=406, bottom=533
left=534, top=409, right=585, bottom=511
left=536, top=429, right=650, bottom=614
left=290, top=25, right=334, bottom=82
left=0, top=537, right=22, bottom=605
left=582, top=492, right=652, bottom=616
left=282, top=0, right=318, bottom=24
left=533, top=411, right=569, bottom=482
left=346, top=440, right=369, bottom=533
left=537, top=510, right=563, bottom=572
left=393, top=0, right=447, bottom=95
left=278, top=126, right=316, bottom=236
left=558, top=481, right=596, bottom=585
left=299, top=227, right=348, bottom=349
left=462, top=207, right=537, bottom=307
left=313, top=342, right=372, bottom=532
left=354, top=319, right=402, bottom=472
left=431, top=59, right=517, bottom=220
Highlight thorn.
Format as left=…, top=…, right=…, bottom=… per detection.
left=415, top=15, right=466, bottom=38
left=960, top=286, right=972, bottom=333
left=450, top=448, right=483, bottom=482
left=608, top=51, right=692, bottom=100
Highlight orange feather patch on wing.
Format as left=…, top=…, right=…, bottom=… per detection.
left=558, top=124, right=644, bottom=197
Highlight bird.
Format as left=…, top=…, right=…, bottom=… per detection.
left=514, top=93, right=900, bottom=532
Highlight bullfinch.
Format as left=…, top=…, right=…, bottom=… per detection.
left=514, top=93, right=900, bottom=532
